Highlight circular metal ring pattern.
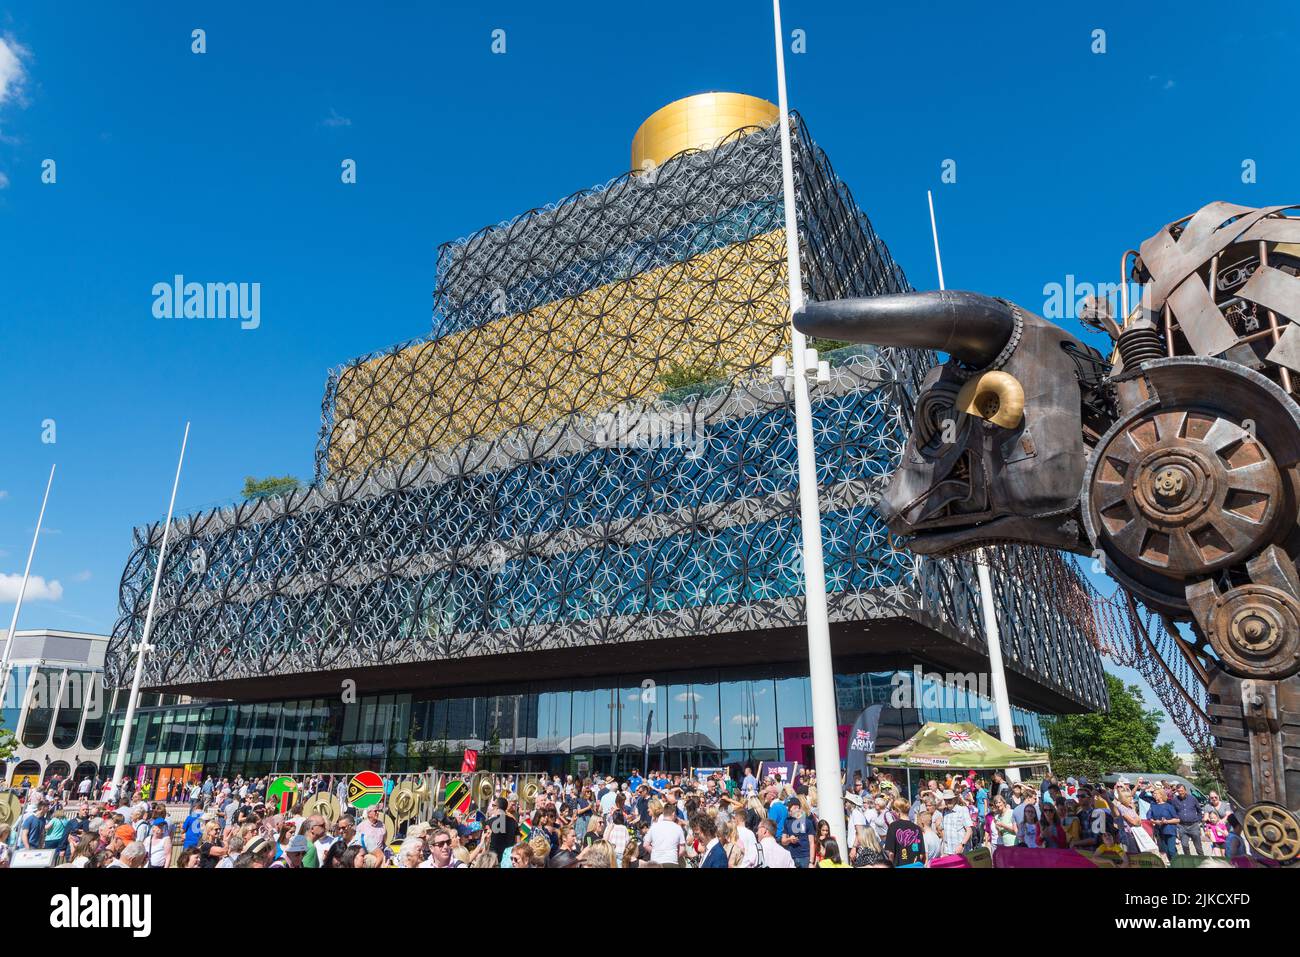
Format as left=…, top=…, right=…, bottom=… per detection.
left=388, top=782, right=419, bottom=823
left=1207, top=584, right=1300, bottom=679
left=0, top=793, right=22, bottom=828
left=303, top=791, right=341, bottom=826
left=1240, top=802, right=1300, bottom=863
left=1090, top=409, right=1281, bottom=578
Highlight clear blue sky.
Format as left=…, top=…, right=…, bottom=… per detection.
left=2, top=2, right=1295, bottom=748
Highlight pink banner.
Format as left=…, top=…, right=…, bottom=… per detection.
left=992, top=846, right=1097, bottom=868
left=928, top=852, right=971, bottom=868
left=782, top=725, right=850, bottom=763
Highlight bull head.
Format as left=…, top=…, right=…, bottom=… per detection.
left=795, top=291, right=1099, bottom=556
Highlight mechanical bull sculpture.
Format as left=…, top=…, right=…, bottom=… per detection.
left=796, top=202, right=1300, bottom=863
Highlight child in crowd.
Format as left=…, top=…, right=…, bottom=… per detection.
left=1095, top=828, right=1127, bottom=865
left=1206, top=811, right=1227, bottom=857
left=1017, top=805, right=1040, bottom=848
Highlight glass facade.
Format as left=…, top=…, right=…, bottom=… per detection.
left=104, top=665, right=1049, bottom=779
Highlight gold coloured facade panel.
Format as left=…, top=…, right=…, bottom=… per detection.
left=631, top=92, right=779, bottom=172
left=329, top=230, right=792, bottom=474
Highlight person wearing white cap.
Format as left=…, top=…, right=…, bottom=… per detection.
left=18, top=802, right=46, bottom=850
left=938, top=789, right=971, bottom=857
left=844, top=790, right=868, bottom=833
left=280, top=833, right=310, bottom=868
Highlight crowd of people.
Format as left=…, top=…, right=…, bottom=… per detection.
left=0, top=765, right=1252, bottom=868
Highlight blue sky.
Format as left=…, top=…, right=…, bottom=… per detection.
left=1, top=2, right=1295, bottom=748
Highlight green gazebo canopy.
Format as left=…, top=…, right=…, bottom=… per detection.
left=867, top=721, right=1049, bottom=770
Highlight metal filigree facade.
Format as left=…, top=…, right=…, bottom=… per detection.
left=108, top=115, right=1107, bottom=711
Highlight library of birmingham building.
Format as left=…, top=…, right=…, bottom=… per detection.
left=104, top=94, right=1107, bottom=783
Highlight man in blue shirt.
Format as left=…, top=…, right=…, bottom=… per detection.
left=767, top=794, right=788, bottom=839
left=780, top=798, right=811, bottom=867
left=1167, top=784, right=1204, bottom=856
left=19, top=803, right=46, bottom=850
left=181, top=803, right=206, bottom=850
left=633, top=785, right=651, bottom=826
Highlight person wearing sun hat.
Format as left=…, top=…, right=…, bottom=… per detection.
left=938, top=789, right=971, bottom=857
left=242, top=834, right=275, bottom=867
left=844, top=789, right=868, bottom=832
left=280, top=833, right=310, bottom=868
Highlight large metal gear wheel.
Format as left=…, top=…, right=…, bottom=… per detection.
left=1208, top=584, right=1300, bottom=679
left=1091, top=409, right=1280, bottom=576
left=1082, top=357, right=1300, bottom=620
left=1240, top=802, right=1300, bottom=863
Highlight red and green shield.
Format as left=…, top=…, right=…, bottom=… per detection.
left=268, top=776, right=299, bottom=815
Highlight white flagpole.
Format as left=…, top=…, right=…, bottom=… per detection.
left=926, top=191, right=1020, bottom=781
left=111, top=422, right=190, bottom=801
left=773, top=0, right=847, bottom=851
left=0, top=464, right=57, bottom=712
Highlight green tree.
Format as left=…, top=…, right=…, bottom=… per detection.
left=241, top=475, right=301, bottom=500
left=1041, top=673, right=1182, bottom=781
left=1189, top=753, right=1226, bottom=795
left=0, top=723, right=16, bottom=763
left=811, top=337, right=851, bottom=352
left=657, top=359, right=725, bottom=392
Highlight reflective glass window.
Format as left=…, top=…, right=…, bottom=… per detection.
left=720, top=679, right=777, bottom=752
left=19, top=667, right=62, bottom=748
left=535, top=689, right=571, bottom=756
left=79, top=675, right=109, bottom=750
left=52, top=671, right=89, bottom=749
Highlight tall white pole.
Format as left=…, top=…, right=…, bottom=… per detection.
left=773, top=0, right=846, bottom=851
left=0, top=464, right=57, bottom=712
left=926, top=191, right=1020, bottom=782
left=111, top=422, right=190, bottom=801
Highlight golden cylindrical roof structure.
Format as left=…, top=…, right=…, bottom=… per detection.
left=631, top=92, right=779, bottom=171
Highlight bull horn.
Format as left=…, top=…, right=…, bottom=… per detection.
left=956, top=371, right=1025, bottom=429
left=793, top=290, right=1016, bottom=368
